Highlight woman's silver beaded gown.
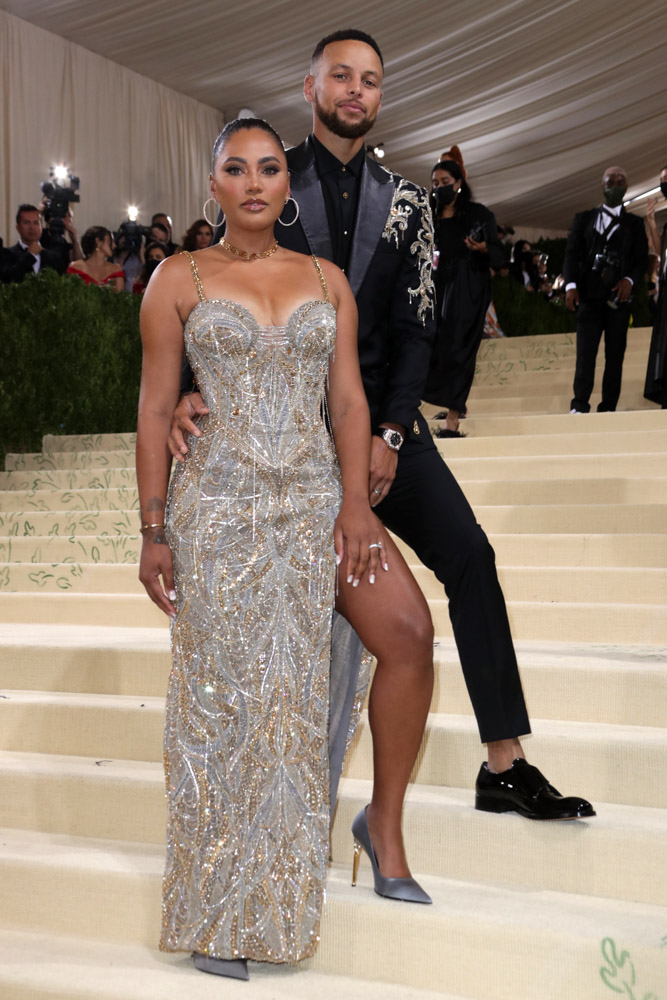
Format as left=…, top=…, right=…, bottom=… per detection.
left=161, top=253, right=341, bottom=963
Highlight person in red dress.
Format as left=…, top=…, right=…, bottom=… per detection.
left=66, top=226, right=124, bottom=291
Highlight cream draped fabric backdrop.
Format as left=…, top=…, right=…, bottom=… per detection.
left=0, top=10, right=224, bottom=246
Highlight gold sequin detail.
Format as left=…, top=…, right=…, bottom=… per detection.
left=381, top=178, right=435, bottom=325
left=160, top=257, right=344, bottom=964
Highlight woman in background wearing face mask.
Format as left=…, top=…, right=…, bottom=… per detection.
left=132, top=240, right=169, bottom=294
left=644, top=165, right=667, bottom=408
left=422, top=146, right=505, bottom=436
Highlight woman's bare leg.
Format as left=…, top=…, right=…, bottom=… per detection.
left=335, top=527, right=434, bottom=878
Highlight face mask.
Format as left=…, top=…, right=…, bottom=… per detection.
left=433, top=184, right=458, bottom=210
left=660, top=182, right=667, bottom=199
left=603, top=184, right=626, bottom=208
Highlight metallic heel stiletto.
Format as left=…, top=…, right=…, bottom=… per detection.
left=193, top=953, right=249, bottom=980
left=350, top=806, right=432, bottom=904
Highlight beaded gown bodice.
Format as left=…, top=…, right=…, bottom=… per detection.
left=161, top=254, right=342, bottom=964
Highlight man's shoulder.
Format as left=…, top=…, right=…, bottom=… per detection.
left=374, top=162, right=428, bottom=199
left=621, top=208, right=645, bottom=229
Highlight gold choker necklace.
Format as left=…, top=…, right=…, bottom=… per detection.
left=219, top=237, right=278, bottom=261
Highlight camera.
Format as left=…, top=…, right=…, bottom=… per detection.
left=40, top=165, right=80, bottom=244
left=591, top=248, right=621, bottom=289
left=114, top=218, right=151, bottom=255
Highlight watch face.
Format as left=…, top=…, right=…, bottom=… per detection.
left=385, top=430, right=402, bottom=449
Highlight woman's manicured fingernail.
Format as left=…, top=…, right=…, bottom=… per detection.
left=335, top=554, right=342, bottom=566
left=383, top=562, right=389, bottom=571
left=347, top=575, right=353, bottom=584
left=369, top=574, right=375, bottom=585
left=352, top=579, right=359, bottom=588
left=168, top=590, right=176, bottom=601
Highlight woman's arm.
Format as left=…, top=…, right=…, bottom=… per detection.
left=645, top=198, right=662, bottom=257
left=325, top=265, right=387, bottom=588
left=136, top=256, right=187, bottom=616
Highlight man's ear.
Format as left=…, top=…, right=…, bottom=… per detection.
left=304, top=73, right=315, bottom=104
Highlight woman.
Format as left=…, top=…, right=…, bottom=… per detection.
left=132, top=240, right=169, bottom=294
left=644, top=165, right=667, bottom=407
left=66, top=227, right=124, bottom=290
left=422, top=147, right=504, bottom=435
left=180, top=218, right=213, bottom=253
left=137, top=119, right=433, bottom=980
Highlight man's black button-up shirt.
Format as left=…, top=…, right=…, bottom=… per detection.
left=311, top=134, right=365, bottom=272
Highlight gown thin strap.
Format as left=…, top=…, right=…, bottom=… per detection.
left=312, top=255, right=329, bottom=303
left=182, top=250, right=206, bottom=302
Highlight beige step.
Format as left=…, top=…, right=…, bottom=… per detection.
left=3, top=562, right=665, bottom=608
left=1, top=591, right=665, bottom=644
left=445, top=452, right=665, bottom=480
left=3, top=530, right=667, bottom=570
left=0, top=534, right=139, bottom=564
left=1, top=754, right=665, bottom=907
left=0, top=928, right=458, bottom=1000
left=2, top=626, right=665, bottom=728
left=475, top=328, right=651, bottom=357
left=1, top=828, right=664, bottom=999
left=397, top=532, right=667, bottom=568
left=42, top=432, right=135, bottom=453
left=1, top=690, right=664, bottom=807
left=467, top=367, right=650, bottom=396
left=3, top=501, right=667, bottom=537
left=446, top=408, right=667, bottom=438
left=0, top=467, right=137, bottom=491
left=4, top=449, right=135, bottom=472
left=432, top=391, right=656, bottom=415
left=435, top=428, right=667, bottom=456
left=0, top=488, right=139, bottom=512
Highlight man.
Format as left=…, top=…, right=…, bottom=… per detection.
left=565, top=166, right=648, bottom=412
left=41, top=204, right=83, bottom=271
left=151, top=212, right=178, bottom=255
left=172, top=30, right=593, bottom=823
left=1, top=204, right=66, bottom=283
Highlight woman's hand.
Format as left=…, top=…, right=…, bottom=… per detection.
left=168, top=392, right=209, bottom=462
left=646, top=196, right=659, bottom=224
left=465, top=237, right=488, bottom=253
left=334, top=497, right=388, bottom=588
left=139, top=527, right=177, bottom=617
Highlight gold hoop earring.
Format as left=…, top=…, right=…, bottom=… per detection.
left=278, top=196, right=300, bottom=228
left=203, top=197, right=224, bottom=228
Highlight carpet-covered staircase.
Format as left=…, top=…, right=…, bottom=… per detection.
left=1, top=329, right=665, bottom=999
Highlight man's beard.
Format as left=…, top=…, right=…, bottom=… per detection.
left=314, top=99, right=376, bottom=140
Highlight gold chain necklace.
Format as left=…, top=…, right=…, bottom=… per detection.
left=219, top=237, right=278, bottom=261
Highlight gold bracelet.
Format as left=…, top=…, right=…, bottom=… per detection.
left=140, top=523, right=165, bottom=533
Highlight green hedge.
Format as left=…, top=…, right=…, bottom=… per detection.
left=492, top=275, right=577, bottom=337
left=0, top=270, right=142, bottom=461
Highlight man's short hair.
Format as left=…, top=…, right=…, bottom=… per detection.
left=311, top=29, right=384, bottom=69
left=151, top=212, right=171, bottom=225
left=16, top=204, right=40, bottom=224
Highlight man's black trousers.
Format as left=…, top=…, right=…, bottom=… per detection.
left=571, top=298, right=631, bottom=412
left=376, top=439, right=530, bottom=744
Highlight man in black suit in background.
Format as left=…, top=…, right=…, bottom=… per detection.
left=0, top=204, right=67, bottom=283
left=172, top=29, right=594, bottom=823
left=565, top=166, right=648, bottom=412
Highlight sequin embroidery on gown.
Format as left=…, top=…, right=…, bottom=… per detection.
left=161, top=252, right=340, bottom=963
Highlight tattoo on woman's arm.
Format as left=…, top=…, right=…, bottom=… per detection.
left=152, top=529, right=167, bottom=545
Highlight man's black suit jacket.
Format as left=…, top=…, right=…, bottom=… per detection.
left=207, top=136, right=436, bottom=440
left=563, top=207, right=648, bottom=301
left=0, top=242, right=67, bottom=284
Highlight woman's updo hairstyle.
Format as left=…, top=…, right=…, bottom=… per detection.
left=211, top=118, right=285, bottom=172
left=81, top=226, right=112, bottom=259
left=432, top=144, right=473, bottom=215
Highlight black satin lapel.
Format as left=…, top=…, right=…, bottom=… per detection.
left=290, top=161, right=333, bottom=260
left=347, top=164, right=394, bottom=296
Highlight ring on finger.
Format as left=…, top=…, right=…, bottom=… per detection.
left=368, top=542, right=383, bottom=550
left=372, top=488, right=382, bottom=496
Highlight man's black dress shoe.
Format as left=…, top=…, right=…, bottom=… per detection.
left=475, top=758, right=596, bottom=820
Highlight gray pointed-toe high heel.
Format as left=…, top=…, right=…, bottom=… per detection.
left=193, top=953, right=249, bottom=980
left=351, top=806, right=432, bottom=904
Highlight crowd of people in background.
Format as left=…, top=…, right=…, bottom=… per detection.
left=0, top=205, right=214, bottom=295
left=1, top=158, right=665, bottom=412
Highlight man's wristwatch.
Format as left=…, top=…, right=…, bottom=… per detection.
left=374, top=426, right=404, bottom=451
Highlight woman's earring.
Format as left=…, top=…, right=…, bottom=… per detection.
left=278, top=196, right=300, bottom=227
left=203, top=197, right=224, bottom=228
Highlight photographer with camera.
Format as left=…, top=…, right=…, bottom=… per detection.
left=422, top=146, right=505, bottom=436
left=565, top=165, right=648, bottom=413
left=0, top=204, right=66, bottom=283
left=41, top=204, right=83, bottom=270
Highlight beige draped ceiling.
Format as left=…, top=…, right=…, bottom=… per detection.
left=2, top=0, right=666, bottom=243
